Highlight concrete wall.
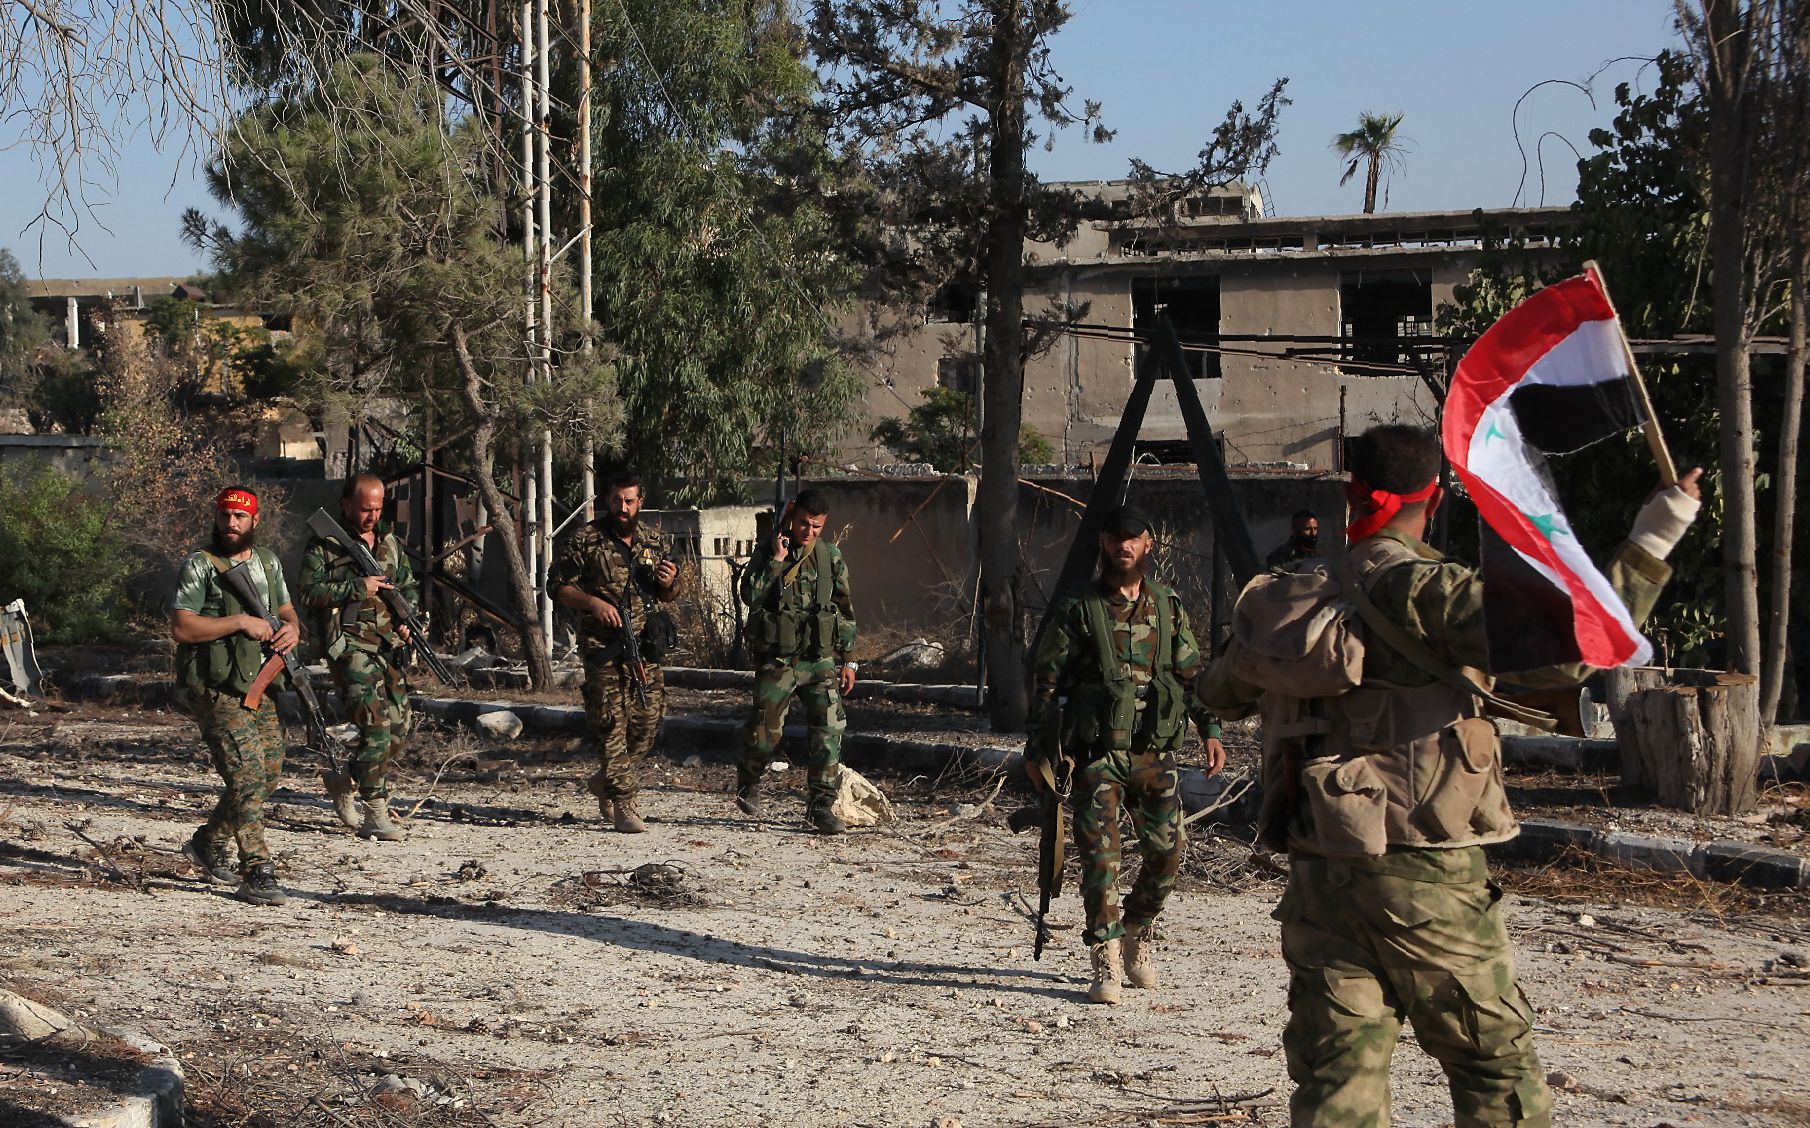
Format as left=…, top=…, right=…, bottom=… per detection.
left=0, top=435, right=113, bottom=479
left=839, top=245, right=1477, bottom=476
left=677, top=471, right=1346, bottom=639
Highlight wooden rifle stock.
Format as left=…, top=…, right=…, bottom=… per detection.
left=243, top=653, right=286, bottom=711
left=1491, top=686, right=1590, bottom=738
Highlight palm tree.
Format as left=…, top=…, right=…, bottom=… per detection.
left=1332, top=111, right=1408, bottom=214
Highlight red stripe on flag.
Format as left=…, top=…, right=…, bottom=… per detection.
left=1442, top=271, right=1639, bottom=668
left=1463, top=474, right=1641, bottom=667
left=1442, top=273, right=1616, bottom=463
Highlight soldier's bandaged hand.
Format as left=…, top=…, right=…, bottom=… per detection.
left=1628, top=482, right=1702, bottom=560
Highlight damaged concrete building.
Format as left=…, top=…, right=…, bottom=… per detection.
left=844, top=181, right=1575, bottom=473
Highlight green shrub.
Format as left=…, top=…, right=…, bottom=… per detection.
left=0, top=465, right=132, bottom=642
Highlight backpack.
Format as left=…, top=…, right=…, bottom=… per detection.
left=1224, top=551, right=1556, bottom=730
left=1223, top=560, right=1365, bottom=700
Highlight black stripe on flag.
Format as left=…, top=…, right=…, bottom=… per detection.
left=1508, top=378, right=1638, bottom=455
left=1481, top=520, right=1583, bottom=672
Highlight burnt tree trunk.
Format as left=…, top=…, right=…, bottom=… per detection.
left=450, top=320, right=554, bottom=689
left=1606, top=666, right=1761, bottom=815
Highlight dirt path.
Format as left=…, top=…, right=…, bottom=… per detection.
left=2, top=707, right=1809, bottom=1127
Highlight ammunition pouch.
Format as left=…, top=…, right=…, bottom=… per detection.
left=747, top=540, right=849, bottom=663
left=639, top=608, right=679, bottom=663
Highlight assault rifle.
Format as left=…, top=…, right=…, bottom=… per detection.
left=619, top=567, right=650, bottom=707
left=219, top=561, right=353, bottom=796
left=305, top=508, right=462, bottom=688
left=1007, top=732, right=1071, bottom=960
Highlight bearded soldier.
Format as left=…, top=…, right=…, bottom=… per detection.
left=1200, top=425, right=1702, bottom=1128
left=552, top=470, right=681, bottom=833
left=298, top=473, right=417, bottom=841
left=172, top=486, right=300, bottom=906
left=1028, top=504, right=1226, bottom=1004
left=734, top=488, right=857, bottom=834
left=1266, top=510, right=1320, bottom=570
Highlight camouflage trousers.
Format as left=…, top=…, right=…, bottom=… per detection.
left=1277, top=850, right=1553, bottom=1128
left=1071, top=743, right=1182, bottom=946
left=192, top=689, right=286, bottom=872
left=330, top=648, right=411, bottom=801
left=581, top=656, right=666, bottom=801
left=738, top=657, right=845, bottom=801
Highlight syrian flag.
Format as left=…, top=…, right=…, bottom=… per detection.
left=1442, top=266, right=1652, bottom=672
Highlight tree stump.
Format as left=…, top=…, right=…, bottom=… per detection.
left=1604, top=666, right=1761, bottom=815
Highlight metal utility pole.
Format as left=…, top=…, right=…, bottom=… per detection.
left=534, top=0, right=555, bottom=646
left=578, top=0, right=596, bottom=524
left=519, top=0, right=540, bottom=640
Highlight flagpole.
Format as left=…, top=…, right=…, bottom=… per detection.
left=1584, top=259, right=1678, bottom=486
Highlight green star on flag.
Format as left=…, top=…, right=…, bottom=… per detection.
left=1528, top=512, right=1571, bottom=539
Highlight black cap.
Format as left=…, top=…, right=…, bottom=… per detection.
left=1101, top=503, right=1153, bottom=537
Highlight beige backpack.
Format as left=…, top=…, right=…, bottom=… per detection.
left=1225, top=561, right=1364, bottom=699
left=1225, top=554, right=1556, bottom=730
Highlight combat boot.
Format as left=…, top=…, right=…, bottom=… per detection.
left=236, top=863, right=292, bottom=907
left=325, top=771, right=362, bottom=831
left=1123, top=925, right=1157, bottom=989
left=358, top=798, right=404, bottom=841
left=585, top=772, right=612, bottom=817
left=181, top=830, right=235, bottom=886
left=613, top=797, right=648, bottom=834
left=1088, top=939, right=1123, bottom=1005
left=806, top=796, right=846, bottom=836
left=735, top=774, right=764, bottom=817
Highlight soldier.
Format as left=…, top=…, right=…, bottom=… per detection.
left=298, top=473, right=417, bottom=841
left=1199, top=424, right=1702, bottom=1128
left=551, top=470, right=680, bottom=833
left=171, top=486, right=300, bottom=906
left=1265, top=509, right=1320, bottom=569
left=1028, top=503, right=1227, bottom=1005
left=734, top=488, right=857, bottom=835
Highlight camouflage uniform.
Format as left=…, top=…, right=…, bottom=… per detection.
left=737, top=538, right=856, bottom=805
left=172, top=547, right=292, bottom=872
left=298, top=524, right=417, bottom=802
left=1031, top=578, right=1221, bottom=946
left=549, top=522, right=678, bottom=802
left=1200, top=529, right=1676, bottom=1128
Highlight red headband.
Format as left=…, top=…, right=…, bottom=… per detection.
left=1345, top=476, right=1437, bottom=541
left=215, top=488, right=258, bottom=518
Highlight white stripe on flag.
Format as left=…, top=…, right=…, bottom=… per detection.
left=1468, top=391, right=1653, bottom=666
left=1518, top=316, right=1628, bottom=391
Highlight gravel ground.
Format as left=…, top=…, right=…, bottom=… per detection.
left=2, top=705, right=1810, bottom=1127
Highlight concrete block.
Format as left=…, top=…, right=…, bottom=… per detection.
left=1595, top=830, right=1698, bottom=874
left=662, top=667, right=751, bottom=691
left=1767, top=724, right=1810, bottom=757
left=52, top=1028, right=183, bottom=1128
left=1698, top=841, right=1809, bottom=889
left=1500, top=736, right=1618, bottom=773
left=519, top=704, right=585, bottom=734
left=1492, top=819, right=1600, bottom=862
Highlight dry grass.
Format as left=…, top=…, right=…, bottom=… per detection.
left=1498, top=844, right=1810, bottom=927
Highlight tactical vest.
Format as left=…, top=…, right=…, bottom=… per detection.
left=745, top=540, right=854, bottom=662
left=1257, top=536, right=1517, bottom=858
left=310, top=530, right=403, bottom=659
left=173, top=547, right=284, bottom=698
left=1062, top=582, right=1188, bottom=754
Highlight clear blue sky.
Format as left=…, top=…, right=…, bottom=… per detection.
left=0, top=0, right=1683, bottom=279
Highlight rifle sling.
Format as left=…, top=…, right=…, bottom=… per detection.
left=1329, top=553, right=1558, bottom=732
